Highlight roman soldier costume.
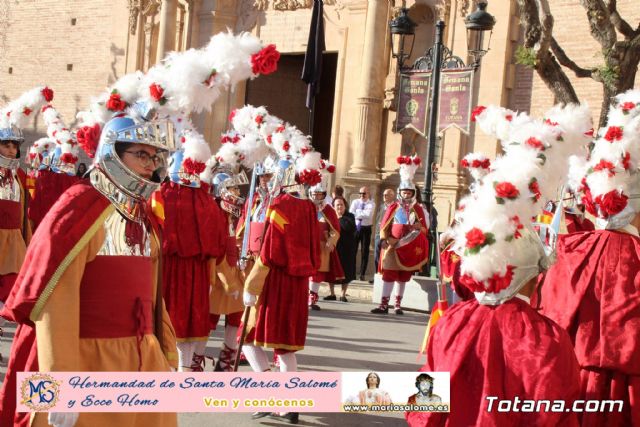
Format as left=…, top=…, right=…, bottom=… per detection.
left=308, top=160, right=344, bottom=310
left=540, top=90, right=640, bottom=426
left=373, top=155, right=429, bottom=315
left=407, top=103, right=593, bottom=427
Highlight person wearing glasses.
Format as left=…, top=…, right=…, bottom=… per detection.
left=0, top=109, right=180, bottom=427
left=349, top=186, right=375, bottom=281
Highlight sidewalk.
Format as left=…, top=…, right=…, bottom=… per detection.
left=0, top=301, right=429, bottom=426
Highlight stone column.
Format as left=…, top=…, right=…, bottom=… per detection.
left=157, top=0, right=178, bottom=62
left=348, top=0, right=390, bottom=177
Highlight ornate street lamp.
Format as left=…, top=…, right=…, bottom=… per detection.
left=389, top=7, right=416, bottom=71
left=465, top=1, right=496, bottom=69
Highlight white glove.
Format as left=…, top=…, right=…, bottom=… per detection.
left=48, top=412, right=79, bottom=427
left=229, top=290, right=240, bottom=300
left=243, top=291, right=257, bottom=307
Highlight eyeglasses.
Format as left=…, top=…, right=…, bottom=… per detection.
left=359, top=192, right=367, bottom=195
left=124, top=150, right=164, bottom=167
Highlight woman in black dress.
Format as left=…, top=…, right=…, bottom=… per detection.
left=325, top=196, right=357, bottom=302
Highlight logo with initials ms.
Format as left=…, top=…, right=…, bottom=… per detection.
left=20, top=373, right=60, bottom=411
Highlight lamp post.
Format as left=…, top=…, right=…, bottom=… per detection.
left=412, top=3, right=495, bottom=276
left=389, top=7, right=416, bottom=73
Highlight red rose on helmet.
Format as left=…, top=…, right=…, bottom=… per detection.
left=529, top=178, right=541, bottom=202
left=622, top=152, right=631, bottom=170
left=106, top=92, right=127, bottom=112
left=460, top=158, right=470, bottom=168
left=485, top=265, right=515, bottom=293
left=282, top=141, right=290, bottom=152
left=465, top=228, right=486, bottom=249
left=525, top=137, right=544, bottom=150
left=604, top=126, right=623, bottom=142
left=595, top=190, right=628, bottom=217
left=149, top=83, right=166, bottom=104
left=251, top=44, right=280, bottom=75
left=593, top=159, right=616, bottom=177
left=182, top=158, right=206, bottom=175
left=23, top=107, right=32, bottom=116
left=471, top=105, right=486, bottom=122
left=327, top=164, right=336, bottom=173
left=76, top=124, right=101, bottom=159
left=255, top=115, right=264, bottom=125
left=621, top=102, right=636, bottom=114
left=494, top=181, right=520, bottom=202
left=41, top=87, right=54, bottom=102
left=60, top=153, right=78, bottom=164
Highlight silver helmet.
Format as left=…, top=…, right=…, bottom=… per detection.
left=92, top=113, right=175, bottom=201
left=212, top=168, right=249, bottom=217
left=0, top=126, right=23, bottom=170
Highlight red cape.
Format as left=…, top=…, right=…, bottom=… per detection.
left=158, top=182, right=226, bottom=258
left=260, top=193, right=320, bottom=277
left=540, top=230, right=640, bottom=373
left=0, top=181, right=110, bottom=427
left=564, top=212, right=595, bottom=234
left=28, top=170, right=80, bottom=231
left=407, top=298, right=581, bottom=427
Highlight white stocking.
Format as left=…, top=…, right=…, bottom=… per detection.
left=177, top=341, right=195, bottom=371
left=395, top=281, right=406, bottom=298
left=193, top=340, right=207, bottom=356
left=309, top=281, right=321, bottom=293
left=382, top=281, right=394, bottom=298
left=278, top=352, right=297, bottom=372
left=242, top=344, right=270, bottom=372
left=224, top=325, right=239, bottom=350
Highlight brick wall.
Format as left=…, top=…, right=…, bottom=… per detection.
left=513, top=0, right=640, bottom=123
left=0, top=0, right=129, bottom=140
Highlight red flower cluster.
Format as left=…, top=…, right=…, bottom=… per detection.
left=59, top=153, right=78, bottom=164
left=595, top=190, right=628, bottom=217
left=326, top=164, right=336, bottom=173
left=495, top=182, right=519, bottom=200
left=510, top=216, right=524, bottom=239
left=593, top=159, right=616, bottom=177
left=471, top=105, right=486, bottom=122
left=604, top=126, right=623, bottom=142
left=621, top=102, right=636, bottom=114
left=396, top=155, right=421, bottom=165
left=182, top=158, right=206, bottom=175
left=255, top=115, right=264, bottom=125
left=465, top=228, right=486, bottom=249
left=41, top=87, right=54, bottom=102
left=106, top=92, right=127, bottom=112
left=297, top=169, right=322, bottom=186
left=505, top=114, right=513, bottom=122
left=459, top=265, right=515, bottom=293
left=461, top=157, right=491, bottom=169
left=149, top=83, right=166, bottom=105
left=525, top=137, right=544, bottom=150
left=251, top=44, right=280, bottom=75
left=622, top=152, right=631, bottom=170
left=528, top=178, right=541, bottom=202
left=282, top=141, right=291, bottom=152
left=221, top=134, right=240, bottom=144
left=581, top=185, right=597, bottom=216
left=23, top=107, right=32, bottom=116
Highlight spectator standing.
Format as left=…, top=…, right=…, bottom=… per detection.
left=326, top=196, right=357, bottom=301
left=349, top=186, right=375, bottom=281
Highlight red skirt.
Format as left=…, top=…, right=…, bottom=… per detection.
left=163, top=254, right=211, bottom=340
left=0, top=273, right=17, bottom=303
left=245, top=267, right=308, bottom=353
left=579, top=368, right=640, bottom=426
left=209, top=311, right=243, bottom=330
left=382, top=269, right=413, bottom=282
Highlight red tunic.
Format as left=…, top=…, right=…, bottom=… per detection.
left=407, top=298, right=581, bottom=427
left=540, top=230, right=640, bottom=426
left=311, top=204, right=344, bottom=283
left=156, top=182, right=226, bottom=340
left=0, top=169, right=29, bottom=302
left=28, top=169, right=79, bottom=231
left=564, top=212, right=595, bottom=234
left=245, top=193, right=320, bottom=353
left=0, top=182, right=110, bottom=427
